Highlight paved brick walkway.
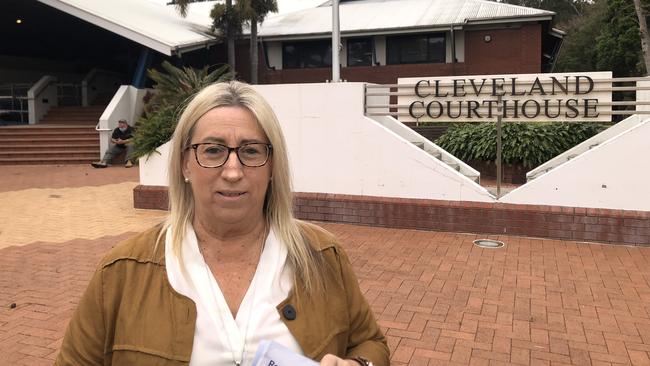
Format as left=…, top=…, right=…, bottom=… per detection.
left=1, top=165, right=650, bottom=365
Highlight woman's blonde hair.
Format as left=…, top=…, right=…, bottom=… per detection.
left=162, top=81, right=325, bottom=294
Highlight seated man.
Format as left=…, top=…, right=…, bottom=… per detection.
left=92, top=119, right=135, bottom=168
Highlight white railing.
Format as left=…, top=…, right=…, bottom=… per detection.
left=97, top=85, right=149, bottom=158
left=370, top=115, right=482, bottom=184
left=526, top=114, right=647, bottom=181
left=0, top=83, right=30, bottom=124
left=364, top=83, right=482, bottom=185
left=501, top=119, right=650, bottom=211
left=27, top=75, right=58, bottom=124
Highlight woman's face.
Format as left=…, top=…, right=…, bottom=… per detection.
left=183, top=106, right=272, bottom=227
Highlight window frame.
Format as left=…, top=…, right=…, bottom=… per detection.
left=282, top=40, right=333, bottom=69
left=386, top=33, right=446, bottom=65
left=346, top=37, right=374, bottom=67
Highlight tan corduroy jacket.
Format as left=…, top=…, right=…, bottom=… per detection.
left=55, top=224, right=389, bottom=366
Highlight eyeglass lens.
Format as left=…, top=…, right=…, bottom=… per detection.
left=195, top=143, right=269, bottom=167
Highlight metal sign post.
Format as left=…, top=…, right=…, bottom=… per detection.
left=496, top=94, right=503, bottom=198
left=331, top=0, right=340, bottom=83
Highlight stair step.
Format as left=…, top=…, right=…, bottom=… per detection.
left=0, top=132, right=98, bottom=138
left=0, top=137, right=99, bottom=145
left=46, top=106, right=106, bottom=112
left=0, top=157, right=97, bottom=165
left=42, top=114, right=102, bottom=118
left=0, top=124, right=97, bottom=129
left=0, top=150, right=99, bottom=159
left=445, top=162, right=460, bottom=171
left=0, top=144, right=98, bottom=152
left=0, top=105, right=105, bottom=165
left=40, top=119, right=99, bottom=128
left=430, top=151, right=442, bottom=159
left=411, top=141, right=425, bottom=149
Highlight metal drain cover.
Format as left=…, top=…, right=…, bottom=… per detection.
left=473, top=239, right=505, bottom=248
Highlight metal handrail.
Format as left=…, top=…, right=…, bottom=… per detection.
left=366, top=111, right=650, bottom=117
left=0, top=84, right=29, bottom=123
left=95, top=121, right=112, bottom=131
left=365, top=76, right=650, bottom=89
left=366, top=101, right=650, bottom=108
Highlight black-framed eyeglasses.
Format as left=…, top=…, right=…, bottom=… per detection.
left=189, top=142, right=272, bottom=168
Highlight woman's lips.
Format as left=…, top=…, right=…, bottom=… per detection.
left=217, top=191, right=246, bottom=198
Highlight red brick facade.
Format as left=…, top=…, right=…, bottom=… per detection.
left=253, top=24, right=543, bottom=85
left=464, top=24, right=542, bottom=75
left=133, top=186, right=650, bottom=246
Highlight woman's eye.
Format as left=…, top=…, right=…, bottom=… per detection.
left=205, top=146, right=226, bottom=155
left=241, top=147, right=261, bottom=155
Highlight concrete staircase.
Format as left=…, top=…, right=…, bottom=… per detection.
left=0, top=106, right=104, bottom=165
left=369, top=116, right=482, bottom=184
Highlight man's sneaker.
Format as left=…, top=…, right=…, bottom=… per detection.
left=125, top=160, right=133, bottom=168
left=91, top=161, right=108, bottom=169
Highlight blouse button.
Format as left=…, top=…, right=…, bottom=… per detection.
left=282, top=304, right=296, bottom=320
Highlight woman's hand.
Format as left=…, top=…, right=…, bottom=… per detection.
left=319, top=354, right=359, bottom=366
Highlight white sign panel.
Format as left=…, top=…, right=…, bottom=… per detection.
left=398, top=72, right=612, bottom=122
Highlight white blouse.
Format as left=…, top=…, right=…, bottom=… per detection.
left=165, top=225, right=304, bottom=365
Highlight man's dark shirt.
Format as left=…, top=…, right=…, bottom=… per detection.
left=111, top=126, right=134, bottom=148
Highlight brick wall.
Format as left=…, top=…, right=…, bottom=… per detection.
left=133, top=186, right=650, bottom=246
left=133, top=185, right=169, bottom=210
left=260, top=62, right=468, bottom=85
left=464, top=24, right=542, bottom=75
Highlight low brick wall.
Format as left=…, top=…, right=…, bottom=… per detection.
left=133, top=185, right=169, bottom=210
left=134, top=186, right=650, bottom=246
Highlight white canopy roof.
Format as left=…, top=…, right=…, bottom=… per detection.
left=259, top=0, right=555, bottom=40
left=38, top=0, right=217, bottom=56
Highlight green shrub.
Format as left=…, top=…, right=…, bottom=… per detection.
left=434, top=122, right=607, bottom=168
left=132, top=61, right=234, bottom=159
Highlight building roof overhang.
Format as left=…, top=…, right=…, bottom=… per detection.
left=256, top=0, right=555, bottom=41
left=38, top=0, right=218, bottom=56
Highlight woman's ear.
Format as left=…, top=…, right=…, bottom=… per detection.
left=182, top=151, right=191, bottom=181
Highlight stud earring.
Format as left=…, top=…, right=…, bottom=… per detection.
left=184, top=177, right=190, bottom=183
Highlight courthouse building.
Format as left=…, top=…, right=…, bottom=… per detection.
left=3, top=0, right=563, bottom=89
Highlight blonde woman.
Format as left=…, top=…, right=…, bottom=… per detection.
left=56, top=81, right=389, bottom=366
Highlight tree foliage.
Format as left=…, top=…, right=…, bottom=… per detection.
left=238, top=0, right=278, bottom=84
left=497, top=0, right=650, bottom=76
left=594, top=0, right=644, bottom=76
left=553, top=0, right=649, bottom=76
left=171, top=0, right=243, bottom=70
left=132, top=61, right=234, bottom=158
left=170, top=0, right=278, bottom=81
left=497, top=0, right=590, bottom=25
left=554, top=0, right=607, bottom=72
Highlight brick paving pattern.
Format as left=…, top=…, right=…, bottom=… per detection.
left=1, top=165, right=650, bottom=365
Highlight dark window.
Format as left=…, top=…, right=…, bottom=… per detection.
left=386, top=33, right=446, bottom=65
left=347, top=38, right=373, bottom=67
left=282, top=40, right=332, bottom=69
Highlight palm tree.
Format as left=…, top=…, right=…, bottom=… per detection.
left=172, top=0, right=243, bottom=71
left=239, top=0, right=278, bottom=84
left=132, top=61, right=233, bottom=158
